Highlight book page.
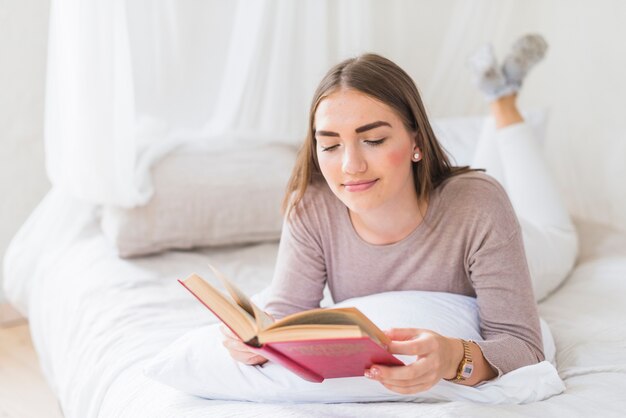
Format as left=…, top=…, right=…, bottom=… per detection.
left=208, top=264, right=274, bottom=330
left=258, top=324, right=365, bottom=343
left=179, top=274, right=258, bottom=343
left=266, top=307, right=390, bottom=346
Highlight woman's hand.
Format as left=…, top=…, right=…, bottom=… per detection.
left=219, top=325, right=268, bottom=365
left=364, top=328, right=463, bottom=394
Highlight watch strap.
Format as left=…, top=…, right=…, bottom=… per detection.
left=445, top=339, right=474, bottom=382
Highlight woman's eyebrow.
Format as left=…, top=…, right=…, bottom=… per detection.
left=315, top=120, right=392, bottom=137
left=355, top=120, right=391, bottom=133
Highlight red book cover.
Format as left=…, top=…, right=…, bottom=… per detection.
left=252, top=337, right=404, bottom=382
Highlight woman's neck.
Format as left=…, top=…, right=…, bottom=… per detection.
left=349, top=193, right=428, bottom=245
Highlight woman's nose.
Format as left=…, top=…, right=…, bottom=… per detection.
left=341, top=146, right=367, bottom=174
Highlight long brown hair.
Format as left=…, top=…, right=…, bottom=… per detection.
left=282, top=53, right=480, bottom=217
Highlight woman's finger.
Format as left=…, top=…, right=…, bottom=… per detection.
left=381, top=381, right=434, bottom=395
left=384, top=328, right=425, bottom=341
left=380, top=369, right=439, bottom=388
left=366, top=356, right=430, bottom=382
left=223, top=341, right=266, bottom=363
left=387, top=333, right=437, bottom=356
left=243, top=355, right=267, bottom=365
left=222, top=338, right=251, bottom=352
left=231, top=349, right=267, bottom=365
left=388, top=339, right=430, bottom=356
left=219, top=325, right=268, bottom=365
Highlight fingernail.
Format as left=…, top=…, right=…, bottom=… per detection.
left=364, top=370, right=372, bottom=379
left=370, top=367, right=380, bottom=377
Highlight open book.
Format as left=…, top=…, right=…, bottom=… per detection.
left=179, top=265, right=404, bottom=382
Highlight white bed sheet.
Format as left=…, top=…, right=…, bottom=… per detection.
left=4, top=190, right=626, bottom=418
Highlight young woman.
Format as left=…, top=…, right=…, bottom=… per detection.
left=221, top=35, right=577, bottom=394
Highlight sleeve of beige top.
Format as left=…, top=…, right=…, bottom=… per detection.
left=466, top=184, right=545, bottom=376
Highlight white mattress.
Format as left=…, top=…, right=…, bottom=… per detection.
left=4, top=189, right=626, bottom=418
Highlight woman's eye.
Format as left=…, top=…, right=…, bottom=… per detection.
left=320, top=144, right=339, bottom=152
left=364, top=138, right=386, bottom=146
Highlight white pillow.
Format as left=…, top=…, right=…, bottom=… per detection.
left=101, top=144, right=297, bottom=258
left=432, top=109, right=547, bottom=166
left=144, top=291, right=562, bottom=404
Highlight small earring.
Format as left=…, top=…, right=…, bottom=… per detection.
left=413, top=152, right=420, bottom=161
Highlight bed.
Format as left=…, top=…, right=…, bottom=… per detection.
left=4, top=177, right=626, bottom=417
left=6, top=0, right=626, bottom=414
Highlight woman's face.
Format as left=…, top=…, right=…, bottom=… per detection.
left=314, top=88, right=420, bottom=215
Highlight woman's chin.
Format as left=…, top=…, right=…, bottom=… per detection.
left=341, top=196, right=381, bottom=215
left=327, top=184, right=383, bottom=214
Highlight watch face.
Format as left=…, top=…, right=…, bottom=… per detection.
left=461, top=362, right=474, bottom=378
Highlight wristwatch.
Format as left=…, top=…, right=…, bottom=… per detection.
left=446, top=339, right=474, bottom=382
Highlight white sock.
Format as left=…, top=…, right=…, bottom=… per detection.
left=468, top=43, right=517, bottom=102
left=502, top=34, right=548, bottom=90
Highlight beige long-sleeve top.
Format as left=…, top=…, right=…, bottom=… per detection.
left=264, top=171, right=544, bottom=375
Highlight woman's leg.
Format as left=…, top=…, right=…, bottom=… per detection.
left=470, top=36, right=578, bottom=301
left=476, top=94, right=571, bottom=227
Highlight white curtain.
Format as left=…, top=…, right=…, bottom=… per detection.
left=43, top=0, right=626, bottom=229
left=45, top=0, right=379, bottom=207
left=45, top=0, right=233, bottom=207
left=45, top=1, right=137, bottom=205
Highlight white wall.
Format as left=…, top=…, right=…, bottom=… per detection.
left=395, top=0, right=626, bottom=231
left=0, top=0, right=51, bottom=304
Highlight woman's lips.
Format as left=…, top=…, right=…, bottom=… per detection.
left=343, top=179, right=378, bottom=192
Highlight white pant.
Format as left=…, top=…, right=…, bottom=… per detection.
left=473, top=119, right=579, bottom=301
